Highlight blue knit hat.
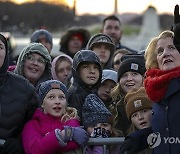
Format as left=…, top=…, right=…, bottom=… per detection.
left=37, top=80, right=68, bottom=103
left=82, top=94, right=112, bottom=129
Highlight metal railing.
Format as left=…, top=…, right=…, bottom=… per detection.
left=83, top=137, right=125, bottom=154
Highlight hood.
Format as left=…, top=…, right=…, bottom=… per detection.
left=15, top=42, right=52, bottom=87
left=59, top=27, right=90, bottom=58
left=51, top=54, right=73, bottom=80
left=0, top=33, right=9, bottom=75
left=72, top=50, right=102, bottom=90
left=86, top=33, right=115, bottom=69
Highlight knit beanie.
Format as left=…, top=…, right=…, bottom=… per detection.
left=86, top=33, right=115, bottom=53
left=118, top=54, right=146, bottom=81
left=37, top=80, right=68, bottom=103
left=101, top=69, right=118, bottom=84
left=125, top=87, right=152, bottom=120
left=82, top=94, right=112, bottom=129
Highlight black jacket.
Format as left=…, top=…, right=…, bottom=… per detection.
left=0, top=34, right=39, bottom=153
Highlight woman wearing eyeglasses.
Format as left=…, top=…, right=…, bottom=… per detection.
left=15, top=42, right=52, bottom=88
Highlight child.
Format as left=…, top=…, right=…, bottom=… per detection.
left=124, top=87, right=152, bottom=154
left=51, top=54, right=73, bottom=88
left=98, top=69, right=117, bottom=108
left=86, top=33, right=115, bottom=69
left=22, top=80, right=89, bottom=154
left=82, top=94, right=113, bottom=154
left=68, top=49, right=102, bottom=122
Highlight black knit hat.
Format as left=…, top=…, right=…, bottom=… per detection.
left=82, top=94, right=112, bottom=129
left=118, top=54, right=146, bottom=81
left=37, top=80, right=68, bottom=103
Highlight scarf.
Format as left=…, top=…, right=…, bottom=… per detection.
left=144, top=66, right=180, bottom=102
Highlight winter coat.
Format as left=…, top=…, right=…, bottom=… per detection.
left=22, top=108, right=81, bottom=154
left=68, top=50, right=102, bottom=122
left=60, top=27, right=90, bottom=58
left=0, top=35, right=39, bottom=153
left=14, top=42, right=52, bottom=88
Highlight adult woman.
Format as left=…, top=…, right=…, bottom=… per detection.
left=15, top=42, right=51, bottom=88
left=111, top=54, right=146, bottom=136
left=120, top=30, right=180, bottom=154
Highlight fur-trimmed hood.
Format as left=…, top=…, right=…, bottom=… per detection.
left=59, top=27, right=90, bottom=58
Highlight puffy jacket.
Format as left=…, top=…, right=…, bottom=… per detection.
left=0, top=34, right=39, bottom=153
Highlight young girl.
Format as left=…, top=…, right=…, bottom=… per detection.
left=124, top=87, right=152, bottom=154
left=82, top=94, right=121, bottom=154
left=22, top=80, right=89, bottom=154
left=51, top=54, right=73, bottom=88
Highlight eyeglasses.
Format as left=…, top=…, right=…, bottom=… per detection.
left=26, top=55, right=46, bottom=65
left=113, top=59, right=121, bottom=65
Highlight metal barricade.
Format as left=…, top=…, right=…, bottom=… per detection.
left=83, top=137, right=125, bottom=154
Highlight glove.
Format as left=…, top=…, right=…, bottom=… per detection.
left=173, top=4, right=180, bottom=51
left=2, top=138, right=24, bottom=154
left=64, top=126, right=89, bottom=147
left=119, top=137, right=138, bottom=154
left=55, top=126, right=89, bottom=147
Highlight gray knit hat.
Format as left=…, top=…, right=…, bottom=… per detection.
left=82, top=94, right=112, bottom=129
left=37, top=80, right=68, bottom=103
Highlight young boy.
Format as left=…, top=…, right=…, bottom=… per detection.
left=86, top=33, right=115, bottom=69
left=68, top=49, right=102, bottom=122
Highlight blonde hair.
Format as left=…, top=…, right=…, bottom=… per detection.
left=61, top=107, right=79, bottom=123
left=145, top=30, right=174, bottom=70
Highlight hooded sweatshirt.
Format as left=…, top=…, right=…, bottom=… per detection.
left=68, top=50, right=102, bottom=122
left=15, top=42, right=52, bottom=88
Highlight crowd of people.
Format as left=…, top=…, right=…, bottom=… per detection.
left=0, top=4, right=180, bottom=154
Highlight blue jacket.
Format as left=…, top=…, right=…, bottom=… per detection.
left=152, top=78, right=180, bottom=154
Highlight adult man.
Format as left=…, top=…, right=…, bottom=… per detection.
left=101, top=15, right=137, bottom=53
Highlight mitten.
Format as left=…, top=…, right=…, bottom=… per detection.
left=2, top=138, right=24, bottom=154
left=64, top=126, right=89, bottom=147
left=173, top=4, right=180, bottom=51
left=119, top=137, right=138, bottom=154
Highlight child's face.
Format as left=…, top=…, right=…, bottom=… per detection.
left=41, top=89, right=67, bottom=117
left=87, top=123, right=112, bottom=135
left=78, top=63, right=100, bottom=86
left=92, top=44, right=111, bottom=66
left=56, top=60, right=72, bottom=84
left=119, top=71, right=143, bottom=93
left=131, top=109, right=152, bottom=130
left=97, top=80, right=116, bottom=102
